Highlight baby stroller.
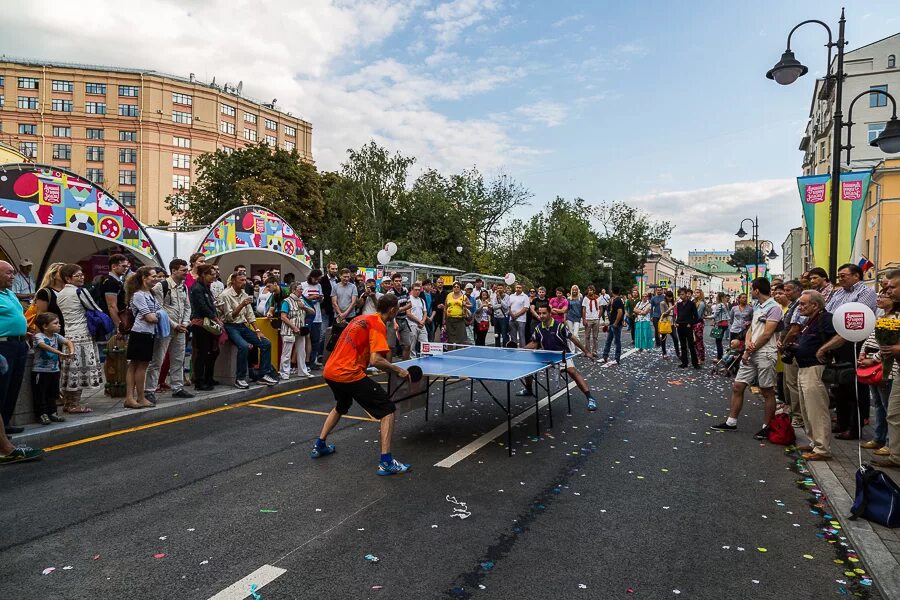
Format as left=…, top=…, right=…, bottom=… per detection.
left=712, top=339, right=744, bottom=377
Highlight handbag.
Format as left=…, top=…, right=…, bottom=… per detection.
left=202, top=317, right=222, bottom=336
left=850, top=465, right=900, bottom=528
left=658, top=318, right=673, bottom=335
left=856, top=362, right=884, bottom=385
left=822, top=361, right=856, bottom=386
left=717, top=320, right=729, bottom=328
left=711, top=325, right=725, bottom=339
left=76, top=288, right=115, bottom=340
left=476, top=320, right=490, bottom=333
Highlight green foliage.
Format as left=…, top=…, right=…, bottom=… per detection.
left=728, top=246, right=760, bottom=269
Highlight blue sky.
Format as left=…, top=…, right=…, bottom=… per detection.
left=4, top=0, right=900, bottom=270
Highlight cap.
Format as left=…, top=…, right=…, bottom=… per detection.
left=19, top=259, right=33, bottom=267
left=465, top=283, right=474, bottom=289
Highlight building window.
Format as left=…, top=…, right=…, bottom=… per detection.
left=172, top=153, right=191, bottom=169
left=18, top=124, right=37, bottom=135
left=172, top=92, right=193, bottom=106
left=868, top=122, right=887, bottom=143
left=265, top=135, right=277, bottom=146
left=889, top=55, right=896, bottom=69
left=172, top=111, right=192, bottom=125
left=283, top=140, right=295, bottom=151
left=173, top=136, right=190, bottom=148
left=17, top=96, right=39, bottom=109
left=85, top=82, right=106, bottom=95
left=818, top=140, right=828, bottom=161
left=119, top=148, right=137, bottom=163
left=283, top=125, right=296, bottom=137
left=51, top=99, right=73, bottom=112
left=18, top=77, right=39, bottom=89
left=220, top=146, right=234, bottom=154
left=265, top=118, right=277, bottom=131
left=85, top=101, right=107, bottom=114
left=0, top=96, right=3, bottom=108
left=119, top=191, right=136, bottom=207
left=51, top=80, right=73, bottom=92
left=119, top=104, right=139, bottom=117
left=220, top=121, right=235, bottom=134
left=86, top=146, right=105, bottom=162
left=119, top=130, right=136, bottom=141
left=18, top=142, right=37, bottom=158
left=221, top=104, right=235, bottom=117
left=53, top=126, right=71, bottom=138
left=244, top=113, right=257, bottom=124
left=119, top=170, right=137, bottom=185
left=870, top=85, right=888, bottom=107
left=244, top=128, right=258, bottom=141
left=118, top=85, right=139, bottom=97
left=172, top=174, right=190, bottom=189
left=0, top=76, right=4, bottom=87
left=52, top=144, right=71, bottom=160
left=85, top=168, right=104, bottom=184
left=86, top=128, right=104, bottom=140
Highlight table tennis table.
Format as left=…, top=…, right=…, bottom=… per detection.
left=388, top=345, right=575, bottom=456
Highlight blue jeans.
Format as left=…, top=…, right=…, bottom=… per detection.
left=0, top=340, right=28, bottom=426
left=493, top=317, right=510, bottom=347
left=316, top=312, right=331, bottom=360
left=225, top=324, right=274, bottom=380
left=308, top=322, right=322, bottom=366
left=602, top=324, right=622, bottom=362
left=871, top=380, right=892, bottom=445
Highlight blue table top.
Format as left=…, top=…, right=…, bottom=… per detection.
left=395, top=346, right=575, bottom=381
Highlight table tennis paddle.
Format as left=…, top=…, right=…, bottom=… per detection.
left=407, top=365, right=423, bottom=383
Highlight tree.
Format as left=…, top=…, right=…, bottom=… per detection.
left=728, top=246, right=760, bottom=269
left=593, top=200, right=674, bottom=291
left=166, top=144, right=323, bottom=236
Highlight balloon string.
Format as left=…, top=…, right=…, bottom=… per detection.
left=854, top=347, right=863, bottom=470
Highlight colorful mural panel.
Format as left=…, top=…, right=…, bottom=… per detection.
left=199, top=206, right=311, bottom=266
left=0, top=166, right=159, bottom=260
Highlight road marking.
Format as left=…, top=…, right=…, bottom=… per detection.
left=434, top=381, right=577, bottom=468
left=207, top=564, right=286, bottom=600
left=44, top=383, right=328, bottom=453
left=247, top=403, right=377, bottom=421
left=601, top=348, right=638, bottom=367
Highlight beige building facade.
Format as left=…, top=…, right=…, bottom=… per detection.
left=0, top=58, right=313, bottom=225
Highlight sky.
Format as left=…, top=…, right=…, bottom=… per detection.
left=3, top=0, right=900, bottom=272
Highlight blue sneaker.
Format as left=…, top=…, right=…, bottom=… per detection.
left=587, top=398, right=597, bottom=411
left=376, top=458, right=411, bottom=476
left=310, top=443, right=336, bottom=459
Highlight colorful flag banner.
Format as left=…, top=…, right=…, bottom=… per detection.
left=838, top=170, right=872, bottom=265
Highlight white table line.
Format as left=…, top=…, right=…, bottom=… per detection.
left=206, top=564, right=286, bottom=600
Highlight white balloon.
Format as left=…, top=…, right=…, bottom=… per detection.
left=385, top=241, right=398, bottom=256
left=377, top=249, right=390, bottom=265
left=831, top=302, right=876, bottom=343
left=504, top=272, right=516, bottom=286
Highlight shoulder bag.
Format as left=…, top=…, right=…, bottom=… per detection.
left=856, top=362, right=884, bottom=385
left=76, top=287, right=115, bottom=340
left=850, top=465, right=900, bottom=528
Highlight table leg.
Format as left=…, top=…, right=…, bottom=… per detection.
left=425, top=377, right=430, bottom=422
left=506, top=381, right=512, bottom=457
left=470, top=378, right=474, bottom=403
left=442, top=378, right=447, bottom=414
left=534, top=379, right=540, bottom=437
left=565, top=366, right=572, bottom=415
left=546, top=367, right=553, bottom=429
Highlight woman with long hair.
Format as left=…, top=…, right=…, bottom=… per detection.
left=693, top=289, right=707, bottom=362
left=659, top=290, right=675, bottom=358
left=566, top=285, right=583, bottom=351
left=189, top=264, right=221, bottom=390
left=55, top=263, right=103, bottom=412
left=474, top=289, right=492, bottom=346
left=634, top=292, right=654, bottom=351
left=711, top=292, right=730, bottom=360
left=124, top=266, right=160, bottom=409
left=33, top=262, right=67, bottom=334
left=730, top=292, right=752, bottom=341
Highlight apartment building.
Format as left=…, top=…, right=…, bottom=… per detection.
left=0, top=58, right=313, bottom=225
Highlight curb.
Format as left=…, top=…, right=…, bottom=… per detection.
left=807, top=460, right=900, bottom=600
left=12, top=376, right=324, bottom=450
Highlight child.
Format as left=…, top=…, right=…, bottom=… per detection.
left=715, top=339, right=745, bottom=377
left=32, top=313, right=74, bottom=425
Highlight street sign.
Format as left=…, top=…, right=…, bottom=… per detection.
left=658, top=279, right=669, bottom=288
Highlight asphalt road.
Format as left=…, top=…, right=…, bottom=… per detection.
left=0, top=340, right=883, bottom=600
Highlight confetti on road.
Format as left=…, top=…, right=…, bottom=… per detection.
left=365, top=554, right=380, bottom=563
left=42, top=567, right=55, bottom=575
left=153, top=553, right=166, bottom=559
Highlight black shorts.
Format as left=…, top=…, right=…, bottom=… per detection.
left=126, top=331, right=156, bottom=362
left=325, top=376, right=395, bottom=420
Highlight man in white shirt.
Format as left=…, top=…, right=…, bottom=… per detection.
left=507, top=282, right=531, bottom=347
left=598, top=288, right=610, bottom=323
left=12, top=259, right=36, bottom=309
left=147, top=259, right=194, bottom=403
left=401, top=282, right=429, bottom=359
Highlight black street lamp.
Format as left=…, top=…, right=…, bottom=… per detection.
left=767, top=9, right=900, bottom=279
left=842, top=89, right=900, bottom=162
left=736, top=215, right=778, bottom=282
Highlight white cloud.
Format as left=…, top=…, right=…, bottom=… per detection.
left=424, top=0, right=501, bottom=45
left=514, top=101, right=567, bottom=127
left=552, top=14, right=584, bottom=28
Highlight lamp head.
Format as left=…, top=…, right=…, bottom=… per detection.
left=871, top=117, right=900, bottom=154
left=736, top=226, right=748, bottom=238
left=767, top=249, right=779, bottom=260
left=766, top=50, right=808, bottom=85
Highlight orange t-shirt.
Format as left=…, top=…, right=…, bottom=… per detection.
left=323, top=314, right=390, bottom=383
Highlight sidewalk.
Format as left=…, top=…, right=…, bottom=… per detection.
left=10, top=373, right=325, bottom=450
left=799, top=424, right=900, bottom=600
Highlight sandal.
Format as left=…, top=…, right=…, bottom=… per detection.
left=137, top=400, right=154, bottom=408
left=123, top=401, right=144, bottom=410
left=64, top=405, right=93, bottom=414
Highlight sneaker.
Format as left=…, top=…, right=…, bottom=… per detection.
left=0, top=446, right=44, bottom=465
left=144, top=391, right=157, bottom=404
left=235, top=380, right=249, bottom=389
left=607, top=360, right=618, bottom=366
left=377, top=458, right=411, bottom=476
left=262, top=374, right=279, bottom=386
left=39, top=414, right=51, bottom=425
left=597, top=358, right=608, bottom=364
left=280, top=373, right=290, bottom=380
left=172, top=389, right=195, bottom=399
left=515, top=388, right=533, bottom=397
left=710, top=422, right=737, bottom=432
left=791, top=418, right=805, bottom=429
left=48, top=414, right=65, bottom=422
left=310, top=443, right=336, bottom=459
left=753, top=426, right=770, bottom=440
left=587, top=398, right=597, bottom=411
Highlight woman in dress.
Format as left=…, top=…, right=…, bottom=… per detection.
left=711, top=292, right=730, bottom=360
left=659, top=291, right=675, bottom=359
left=474, top=289, right=492, bottom=346
left=444, top=281, right=471, bottom=345
left=693, top=289, right=707, bottom=363
left=124, top=266, right=160, bottom=409
left=33, top=262, right=66, bottom=333
left=56, top=263, right=103, bottom=413
left=634, top=292, right=654, bottom=351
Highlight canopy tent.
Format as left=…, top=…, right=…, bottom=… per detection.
left=0, top=164, right=162, bottom=278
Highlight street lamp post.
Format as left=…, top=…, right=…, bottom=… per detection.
left=598, top=259, right=613, bottom=290
left=736, top=216, right=778, bottom=282
left=767, top=9, right=900, bottom=279
left=308, top=248, right=330, bottom=271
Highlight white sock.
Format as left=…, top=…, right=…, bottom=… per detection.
left=726, top=417, right=738, bottom=427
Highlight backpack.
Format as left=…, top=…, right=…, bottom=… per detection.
left=767, top=413, right=795, bottom=446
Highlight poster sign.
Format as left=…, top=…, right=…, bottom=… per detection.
left=421, top=342, right=444, bottom=356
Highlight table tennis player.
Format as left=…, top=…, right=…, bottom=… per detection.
left=311, top=293, right=413, bottom=476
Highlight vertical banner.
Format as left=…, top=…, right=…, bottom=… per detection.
left=838, top=170, right=872, bottom=265
left=797, top=174, right=832, bottom=271
left=635, top=275, right=648, bottom=296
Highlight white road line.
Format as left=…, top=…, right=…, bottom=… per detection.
left=207, top=564, right=286, bottom=600
left=434, top=347, right=638, bottom=468
left=434, top=381, right=577, bottom=468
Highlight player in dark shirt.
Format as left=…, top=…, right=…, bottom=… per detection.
left=520, top=302, right=598, bottom=411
